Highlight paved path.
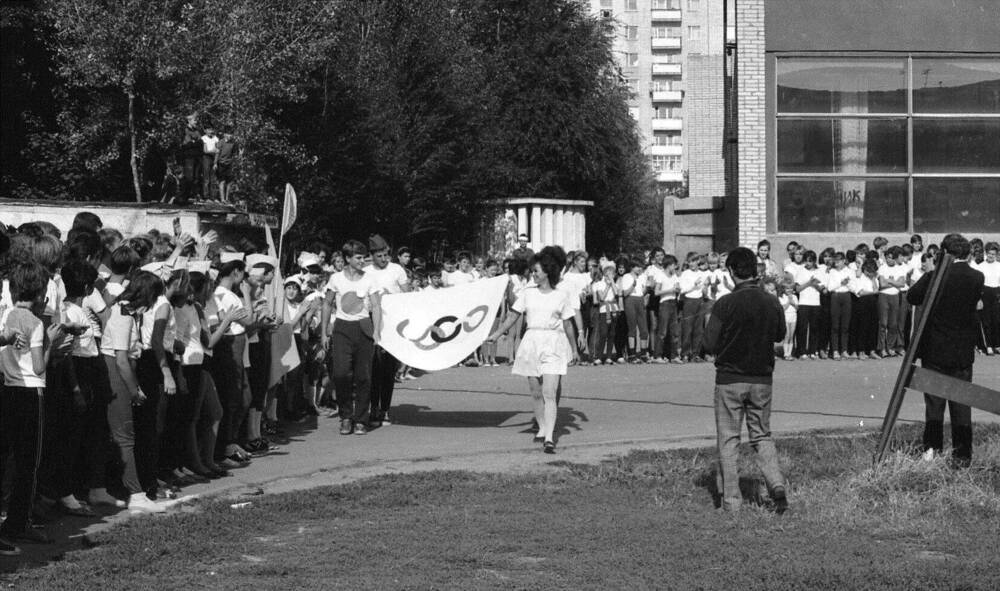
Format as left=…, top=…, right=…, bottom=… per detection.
left=4, top=356, right=999, bottom=573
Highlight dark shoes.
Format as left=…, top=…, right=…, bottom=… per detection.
left=339, top=419, right=353, bottom=435
left=244, top=438, right=271, bottom=455
left=1, top=527, right=52, bottom=545
left=354, top=423, right=367, bottom=435
left=0, top=536, right=20, bottom=556
left=772, top=486, right=789, bottom=515
left=543, top=441, right=556, bottom=454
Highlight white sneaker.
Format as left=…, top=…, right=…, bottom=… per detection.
left=89, top=488, right=127, bottom=508
left=921, top=448, right=936, bottom=462
left=129, top=493, right=167, bottom=514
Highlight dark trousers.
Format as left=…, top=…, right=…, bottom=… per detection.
left=829, top=293, right=852, bottom=354
left=980, top=286, right=999, bottom=350
left=201, top=154, right=215, bottom=199
left=851, top=294, right=878, bottom=354
left=248, top=340, right=268, bottom=411
left=654, top=299, right=681, bottom=358
left=0, top=385, right=44, bottom=535
left=794, top=305, right=821, bottom=356
left=593, top=311, right=618, bottom=361
left=921, top=363, right=973, bottom=463
left=331, top=319, right=374, bottom=425
left=371, top=346, right=398, bottom=419
left=681, top=298, right=707, bottom=359
left=135, top=351, right=163, bottom=496
left=161, top=365, right=199, bottom=473
left=877, top=292, right=901, bottom=352
left=210, top=335, right=248, bottom=449
left=818, top=292, right=832, bottom=355
left=180, top=156, right=199, bottom=203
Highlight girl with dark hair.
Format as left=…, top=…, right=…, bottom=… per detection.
left=101, top=271, right=168, bottom=513
left=487, top=251, right=585, bottom=454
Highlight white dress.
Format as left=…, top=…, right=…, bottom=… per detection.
left=511, top=286, right=575, bottom=377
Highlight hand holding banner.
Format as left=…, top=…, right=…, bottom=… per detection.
left=378, top=276, right=509, bottom=371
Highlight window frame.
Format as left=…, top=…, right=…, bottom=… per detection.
left=771, top=52, right=1000, bottom=235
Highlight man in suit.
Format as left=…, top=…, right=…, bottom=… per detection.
left=907, top=233, right=985, bottom=467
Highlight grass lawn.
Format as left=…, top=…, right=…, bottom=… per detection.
left=4, top=424, right=999, bottom=590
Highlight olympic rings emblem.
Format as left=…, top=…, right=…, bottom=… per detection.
left=396, top=305, right=491, bottom=350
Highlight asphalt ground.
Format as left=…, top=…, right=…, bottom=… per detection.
left=4, top=354, right=999, bottom=573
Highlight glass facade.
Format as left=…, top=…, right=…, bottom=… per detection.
left=775, top=56, right=1000, bottom=233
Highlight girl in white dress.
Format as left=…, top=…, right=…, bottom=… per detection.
left=488, top=250, right=584, bottom=453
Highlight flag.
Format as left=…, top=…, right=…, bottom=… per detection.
left=263, top=223, right=299, bottom=386
left=280, top=183, right=297, bottom=236
left=378, top=276, right=509, bottom=371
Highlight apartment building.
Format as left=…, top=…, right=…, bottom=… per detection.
left=593, top=0, right=730, bottom=254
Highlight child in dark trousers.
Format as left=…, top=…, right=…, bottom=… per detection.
left=0, top=260, right=69, bottom=549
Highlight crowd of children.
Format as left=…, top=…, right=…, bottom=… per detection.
left=2, top=212, right=998, bottom=556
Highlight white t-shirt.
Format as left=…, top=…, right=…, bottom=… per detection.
left=105, top=281, right=126, bottom=299
left=325, top=271, right=375, bottom=322
left=679, top=269, right=706, bottom=300
left=100, top=303, right=142, bottom=360
left=64, top=301, right=99, bottom=358
left=213, top=286, right=247, bottom=336
left=591, top=279, right=618, bottom=314
left=513, top=287, right=575, bottom=330
left=141, top=295, right=176, bottom=352
left=367, top=262, right=408, bottom=294
left=850, top=275, right=879, bottom=297
left=202, top=134, right=220, bottom=154
left=826, top=267, right=854, bottom=294
left=794, top=266, right=821, bottom=306
left=976, top=260, right=1000, bottom=288
left=779, top=293, right=798, bottom=323
left=45, top=276, right=66, bottom=324
left=655, top=271, right=681, bottom=300
left=0, top=307, right=45, bottom=388
left=560, top=271, right=592, bottom=309
left=446, top=269, right=476, bottom=287
left=713, top=268, right=732, bottom=298
left=285, top=300, right=303, bottom=334
left=618, top=273, right=639, bottom=298
left=174, top=304, right=205, bottom=366
left=82, top=288, right=107, bottom=339
left=877, top=264, right=904, bottom=295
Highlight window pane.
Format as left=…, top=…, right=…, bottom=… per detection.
left=777, top=119, right=906, bottom=173
left=777, top=59, right=906, bottom=113
left=913, top=119, right=1000, bottom=173
left=914, top=179, right=1000, bottom=233
left=777, top=179, right=907, bottom=232
left=913, top=59, right=1000, bottom=114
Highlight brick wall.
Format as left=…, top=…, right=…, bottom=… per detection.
left=686, top=54, right=726, bottom=200
left=736, top=0, right=766, bottom=247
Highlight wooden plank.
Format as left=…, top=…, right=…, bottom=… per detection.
left=907, top=366, right=1000, bottom=415
left=874, top=254, right=954, bottom=464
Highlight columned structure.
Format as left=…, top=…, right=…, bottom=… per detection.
left=507, top=198, right=594, bottom=252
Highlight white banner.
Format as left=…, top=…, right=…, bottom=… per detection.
left=379, top=276, right=508, bottom=371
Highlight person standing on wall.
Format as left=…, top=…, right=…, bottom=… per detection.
left=907, top=233, right=984, bottom=467
left=703, top=247, right=788, bottom=514
left=365, top=234, right=408, bottom=427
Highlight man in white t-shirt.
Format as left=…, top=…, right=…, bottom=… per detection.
left=366, top=234, right=409, bottom=427
left=201, top=127, right=220, bottom=200
left=446, top=252, right=476, bottom=287
left=321, top=239, right=382, bottom=435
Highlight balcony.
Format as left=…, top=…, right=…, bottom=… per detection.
left=651, top=9, right=682, bottom=21
left=651, top=37, right=682, bottom=50
left=651, top=144, right=683, bottom=156
left=651, top=90, right=683, bottom=102
left=656, top=171, right=685, bottom=183
left=652, top=118, right=683, bottom=131
left=652, top=63, right=682, bottom=76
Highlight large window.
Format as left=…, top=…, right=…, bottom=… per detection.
left=775, top=56, right=1000, bottom=233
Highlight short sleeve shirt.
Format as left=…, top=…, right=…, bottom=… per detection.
left=325, top=271, right=375, bottom=322
left=64, top=301, right=99, bottom=358
left=141, top=295, right=176, bottom=351
left=174, top=304, right=205, bottom=366
left=82, top=288, right=107, bottom=339
left=513, top=287, right=575, bottom=331
left=101, top=304, right=142, bottom=360
left=0, top=307, right=45, bottom=387
left=367, top=262, right=409, bottom=294
left=446, top=270, right=476, bottom=287
left=214, top=286, right=247, bottom=336
left=794, top=266, right=821, bottom=306
left=618, top=273, right=638, bottom=297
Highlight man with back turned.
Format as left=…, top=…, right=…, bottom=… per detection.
left=704, top=247, right=788, bottom=513
left=907, top=233, right=984, bottom=467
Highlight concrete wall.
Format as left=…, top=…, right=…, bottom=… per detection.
left=0, top=201, right=202, bottom=237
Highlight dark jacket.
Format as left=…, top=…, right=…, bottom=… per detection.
left=703, top=281, right=785, bottom=385
left=907, top=260, right=984, bottom=370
